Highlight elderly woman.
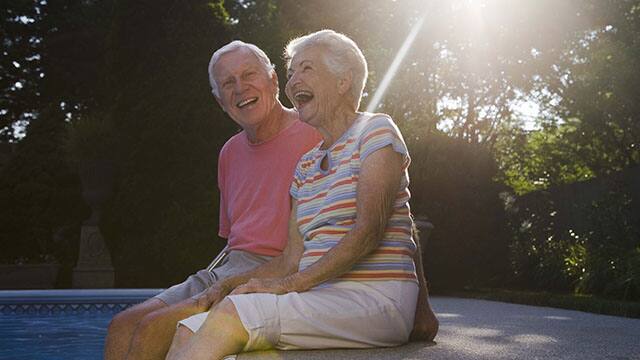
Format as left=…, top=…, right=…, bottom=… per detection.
left=166, top=30, right=438, bottom=360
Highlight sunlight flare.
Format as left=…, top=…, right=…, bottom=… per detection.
left=366, top=15, right=426, bottom=113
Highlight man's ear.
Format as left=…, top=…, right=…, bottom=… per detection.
left=337, top=70, right=353, bottom=96
left=214, top=95, right=227, bottom=114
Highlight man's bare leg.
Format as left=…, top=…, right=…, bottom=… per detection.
left=125, top=298, right=206, bottom=360
left=104, top=298, right=167, bottom=360
left=166, top=298, right=249, bottom=360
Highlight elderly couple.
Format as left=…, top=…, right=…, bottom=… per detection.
left=105, top=29, right=439, bottom=360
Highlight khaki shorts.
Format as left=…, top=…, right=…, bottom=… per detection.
left=179, top=280, right=418, bottom=351
left=154, top=250, right=273, bottom=306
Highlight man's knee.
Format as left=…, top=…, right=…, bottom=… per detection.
left=108, top=308, right=139, bottom=335
left=107, top=299, right=166, bottom=336
left=131, top=310, right=165, bottom=341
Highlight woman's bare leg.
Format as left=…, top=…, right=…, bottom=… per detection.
left=165, top=325, right=194, bottom=360
left=167, top=298, right=249, bottom=360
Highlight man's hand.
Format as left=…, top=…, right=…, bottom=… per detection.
left=230, top=277, right=293, bottom=296
left=410, top=299, right=439, bottom=342
left=194, top=283, right=232, bottom=311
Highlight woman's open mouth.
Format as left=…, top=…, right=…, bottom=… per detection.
left=294, top=90, right=314, bottom=108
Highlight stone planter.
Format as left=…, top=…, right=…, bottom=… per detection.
left=0, top=263, right=60, bottom=289
left=72, top=160, right=115, bottom=288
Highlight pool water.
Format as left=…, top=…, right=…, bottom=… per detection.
left=0, top=289, right=161, bottom=360
left=0, top=311, right=115, bottom=360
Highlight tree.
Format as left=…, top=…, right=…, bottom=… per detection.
left=99, top=0, right=234, bottom=286
left=0, top=0, right=44, bottom=141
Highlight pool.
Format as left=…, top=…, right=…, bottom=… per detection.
left=0, top=289, right=162, bottom=360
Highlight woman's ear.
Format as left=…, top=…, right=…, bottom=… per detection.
left=337, top=70, right=353, bottom=96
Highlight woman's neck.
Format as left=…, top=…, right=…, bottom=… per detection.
left=318, top=105, right=359, bottom=149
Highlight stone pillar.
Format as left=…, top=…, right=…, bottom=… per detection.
left=72, top=225, right=114, bottom=288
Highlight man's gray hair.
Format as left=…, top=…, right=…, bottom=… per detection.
left=208, top=40, right=275, bottom=98
left=284, top=30, right=368, bottom=110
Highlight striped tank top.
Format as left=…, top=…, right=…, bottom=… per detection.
left=290, top=112, right=417, bottom=282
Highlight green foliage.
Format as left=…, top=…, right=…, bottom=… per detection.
left=495, top=122, right=595, bottom=195
left=2, top=0, right=639, bottom=297
left=572, top=189, right=640, bottom=300
left=65, top=113, right=118, bottom=164
left=0, top=0, right=45, bottom=141
left=406, top=130, right=510, bottom=290
left=506, top=191, right=575, bottom=291
left=507, top=167, right=640, bottom=300
left=99, top=0, right=233, bottom=287
left=0, top=106, right=86, bottom=264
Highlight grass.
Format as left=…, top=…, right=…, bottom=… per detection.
left=443, top=288, right=640, bottom=319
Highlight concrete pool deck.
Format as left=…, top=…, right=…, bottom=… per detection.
left=236, top=296, right=640, bottom=360
left=2, top=290, right=637, bottom=359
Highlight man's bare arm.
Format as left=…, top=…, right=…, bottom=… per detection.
left=194, top=200, right=305, bottom=308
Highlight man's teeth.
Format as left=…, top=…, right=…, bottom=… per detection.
left=237, top=97, right=258, bottom=108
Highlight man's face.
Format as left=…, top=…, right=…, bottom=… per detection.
left=213, top=48, right=279, bottom=129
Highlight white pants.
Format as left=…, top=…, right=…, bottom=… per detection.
left=179, top=280, right=418, bottom=351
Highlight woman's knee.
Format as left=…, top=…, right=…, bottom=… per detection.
left=213, top=297, right=237, bottom=316
left=208, top=297, right=244, bottom=326
left=165, top=325, right=194, bottom=360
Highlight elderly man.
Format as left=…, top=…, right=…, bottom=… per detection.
left=103, top=40, right=320, bottom=360
left=165, top=30, right=439, bottom=360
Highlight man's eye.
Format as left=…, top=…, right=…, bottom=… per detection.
left=304, top=65, right=312, bottom=71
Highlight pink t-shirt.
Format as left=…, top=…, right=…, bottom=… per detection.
left=218, top=119, right=321, bottom=256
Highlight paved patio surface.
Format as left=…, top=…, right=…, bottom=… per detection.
left=236, top=296, right=640, bottom=360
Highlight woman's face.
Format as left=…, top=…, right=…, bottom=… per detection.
left=285, top=46, right=344, bottom=127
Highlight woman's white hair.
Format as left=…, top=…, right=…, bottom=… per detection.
left=208, top=40, right=275, bottom=98
left=285, top=30, right=368, bottom=109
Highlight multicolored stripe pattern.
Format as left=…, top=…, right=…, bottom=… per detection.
left=290, top=113, right=417, bottom=282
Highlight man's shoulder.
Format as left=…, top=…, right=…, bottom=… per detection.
left=220, top=130, right=247, bottom=155
left=287, top=120, right=322, bottom=145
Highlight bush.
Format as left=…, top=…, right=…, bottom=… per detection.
left=507, top=166, right=640, bottom=301
left=406, top=130, right=510, bottom=291
left=0, top=106, right=87, bottom=266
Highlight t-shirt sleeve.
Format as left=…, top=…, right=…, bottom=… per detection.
left=217, top=149, right=230, bottom=238
left=358, top=114, right=411, bottom=168
left=289, top=160, right=304, bottom=200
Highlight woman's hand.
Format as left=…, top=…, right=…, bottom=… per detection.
left=230, top=277, right=294, bottom=296
left=409, top=299, right=439, bottom=342
left=194, top=282, right=233, bottom=311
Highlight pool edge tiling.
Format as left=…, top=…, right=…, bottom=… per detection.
left=0, top=289, right=162, bottom=315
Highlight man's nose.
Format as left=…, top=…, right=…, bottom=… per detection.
left=233, top=78, right=248, bottom=93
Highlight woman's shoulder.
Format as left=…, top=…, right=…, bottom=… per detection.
left=357, top=112, right=401, bottom=138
